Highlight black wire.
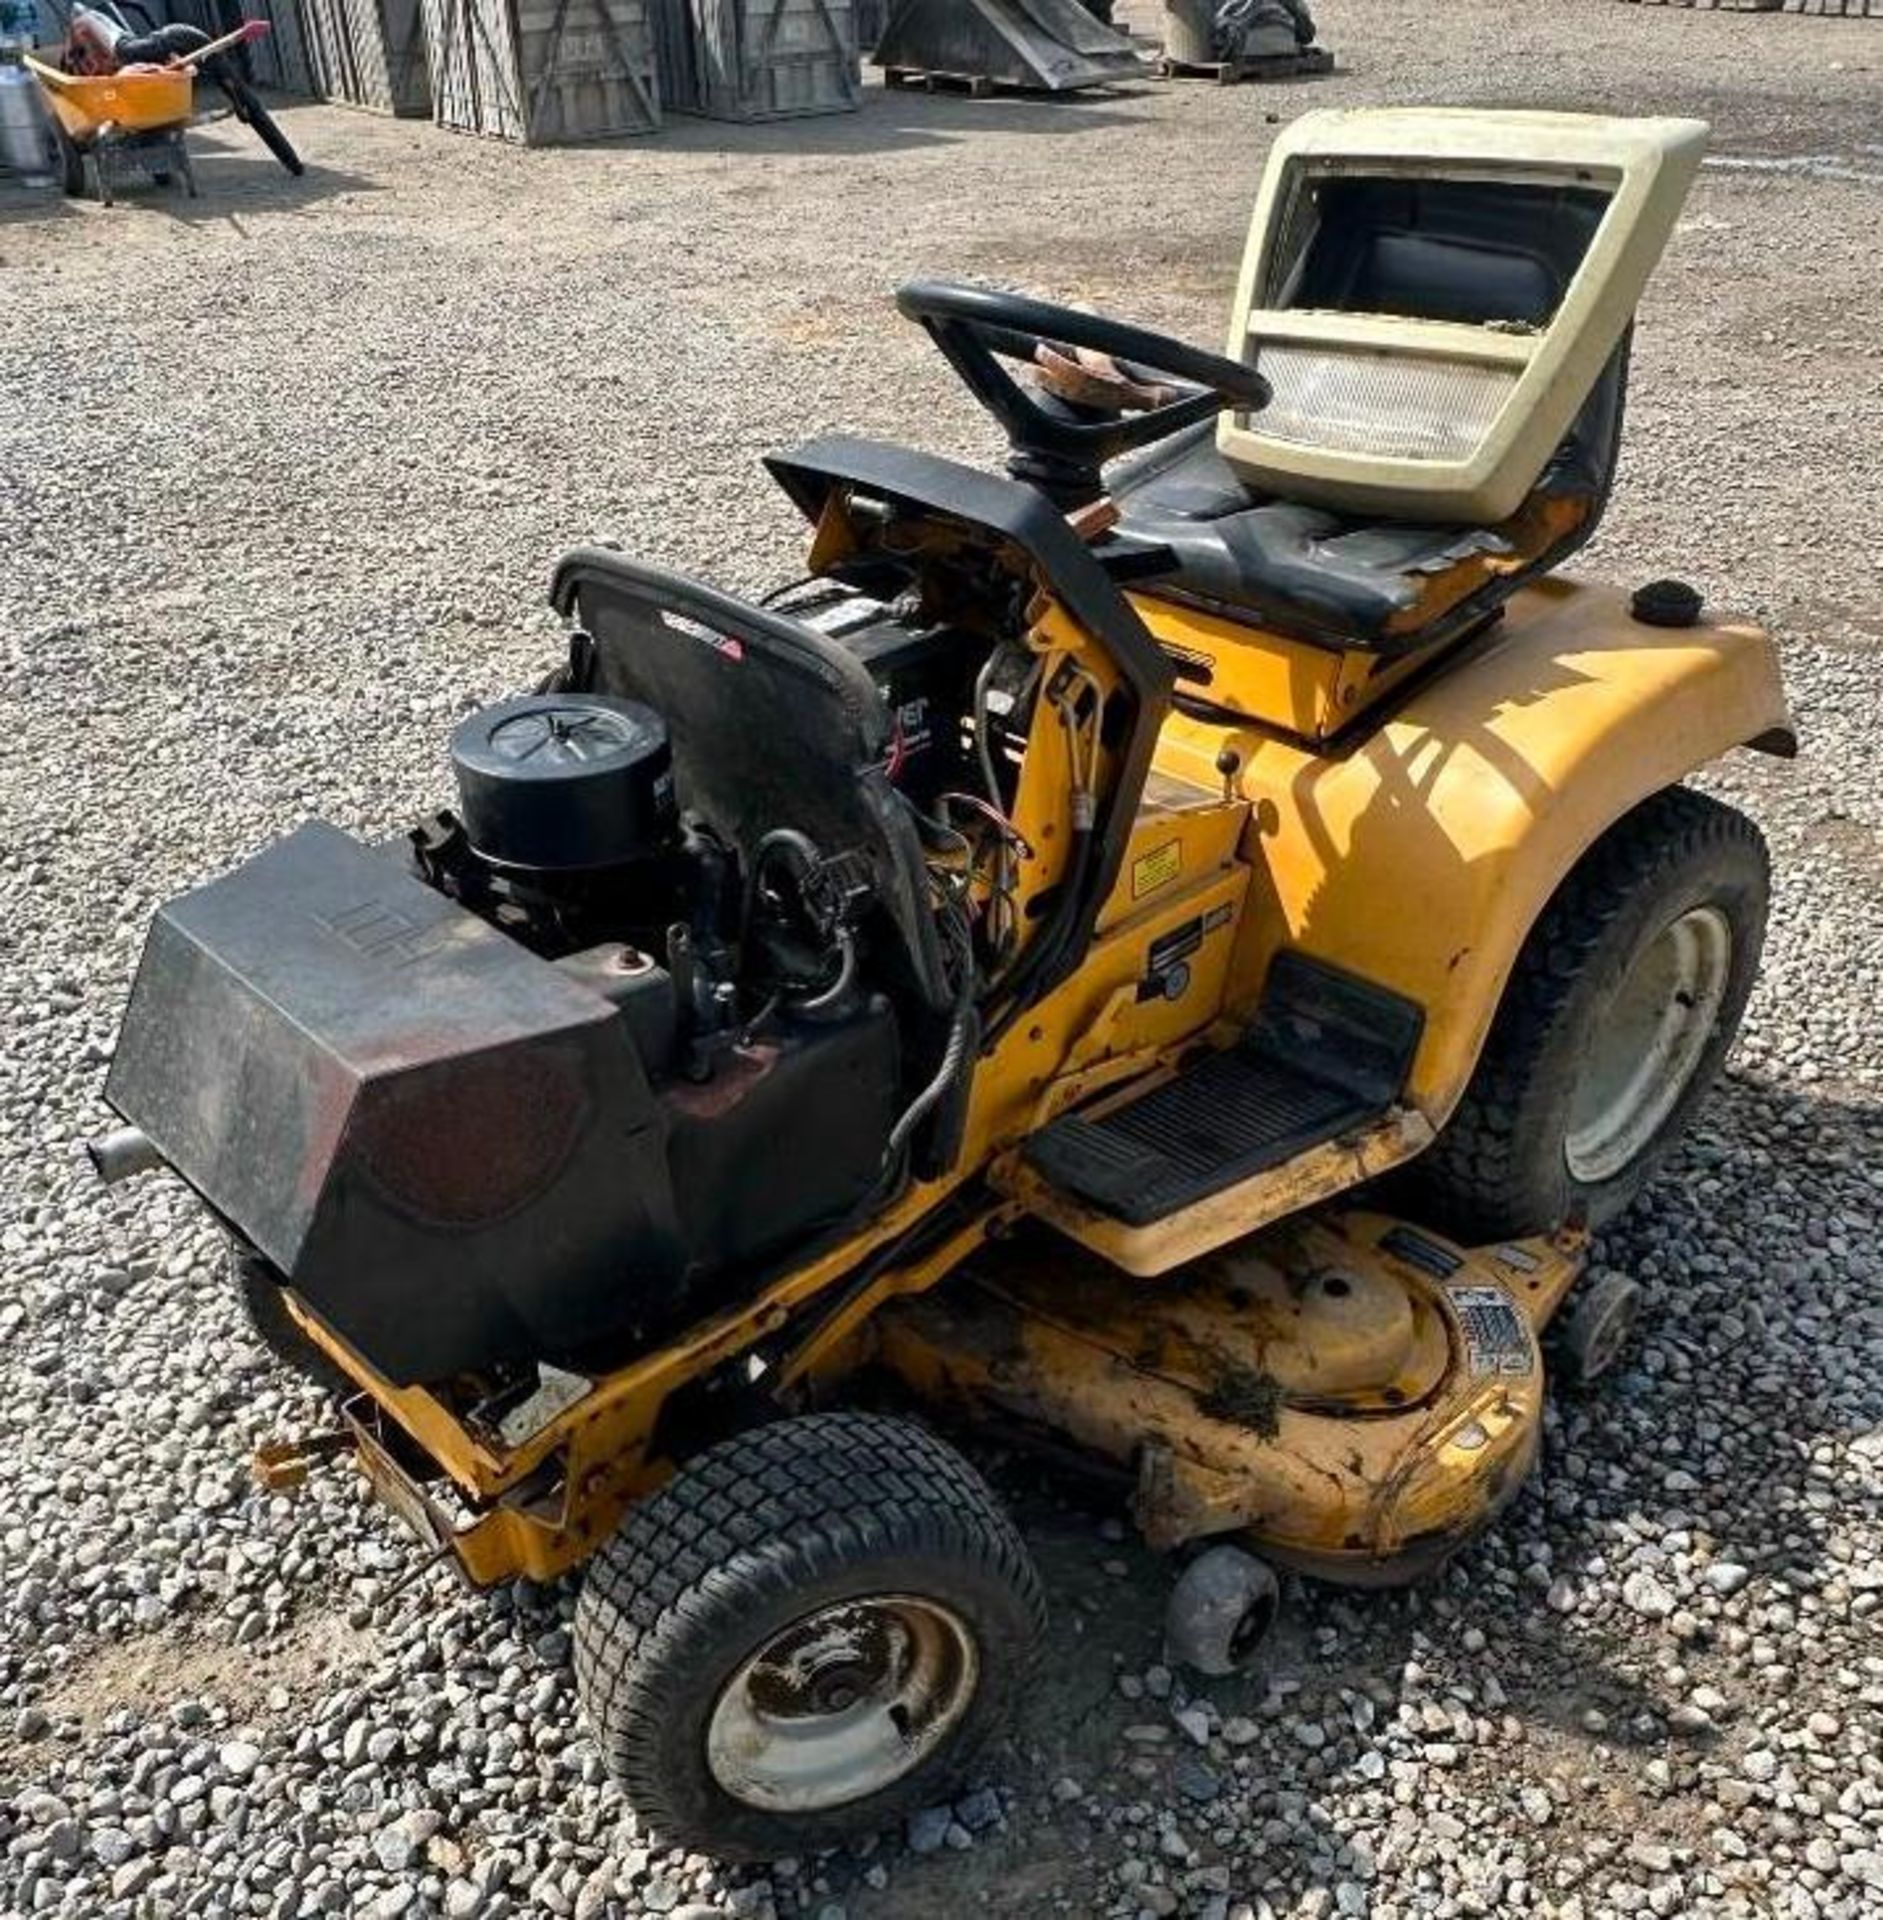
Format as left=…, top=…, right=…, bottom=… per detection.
left=981, top=824, right=1093, bottom=1047
left=937, top=791, right=1033, bottom=858
left=762, top=1181, right=985, bottom=1384
left=739, top=829, right=827, bottom=952
left=909, top=806, right=974, bottom=865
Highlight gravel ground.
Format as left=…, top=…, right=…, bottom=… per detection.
left=3, top=1, right=1882, bottom=1915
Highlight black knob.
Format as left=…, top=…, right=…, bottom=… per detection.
left=1630, top=579, right=1704, bottom=629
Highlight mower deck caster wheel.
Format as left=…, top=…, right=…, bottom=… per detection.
left=1165, top=1543, right=1281, bottom=1677
left=1563, top=1272, right=1641, bottom=1386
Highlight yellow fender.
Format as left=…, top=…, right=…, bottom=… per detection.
left=1155, top=574, right=1793, bottom=1127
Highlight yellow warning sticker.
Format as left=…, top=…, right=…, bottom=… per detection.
left=1132, top=840, right=1182, bottom=899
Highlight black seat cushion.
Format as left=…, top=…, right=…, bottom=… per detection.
left=1106, top=335, right=1629, bottom=652
left=1107, top=421, right=1518, bottom=645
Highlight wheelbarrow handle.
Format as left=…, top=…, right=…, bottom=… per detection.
left=23, top=16, right=260, bottom=88
left=169, top=17, right=271, bottom=68
left=22, top=52, right=80, bottom=90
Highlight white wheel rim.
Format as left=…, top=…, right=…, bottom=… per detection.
left=705, top=1595, right=978, bottom=1813
left=1565, top=905, right=1733, bottom=1184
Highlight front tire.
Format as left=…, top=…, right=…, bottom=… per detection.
left=1561, top=1272, right=1642, bottom=1386
left=230, top=1240, right=349, bottom=1395
left=1165, top=1543, right=1280, bottom=1677
left=1404, top=786, right=1768, bottom=1241
left=574, top=1413, right=1044, bottom=1860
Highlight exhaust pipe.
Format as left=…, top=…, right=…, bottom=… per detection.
left=86, top=1126, right=165, bottom=1185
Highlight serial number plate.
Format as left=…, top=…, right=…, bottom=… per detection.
left=1445, top=1282, right=1535, bottom=1378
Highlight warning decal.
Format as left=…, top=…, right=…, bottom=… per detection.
left=1445, top=1283, right=1535, bottom=1378
left=1132, top=840, right=1182, bottom=899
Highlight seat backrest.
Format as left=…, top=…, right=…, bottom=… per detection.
left=1218, top=109, right=1706, bottom=525
left=549, top=549, right=951, bottom=1011
left=1289, top=175, right=1604, bottom=330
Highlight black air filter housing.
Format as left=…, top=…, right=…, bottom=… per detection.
left=451, top=693, right=676, bottom=872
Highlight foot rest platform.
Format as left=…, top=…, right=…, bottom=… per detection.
left=1022, top=953, right=1424, bottom=1228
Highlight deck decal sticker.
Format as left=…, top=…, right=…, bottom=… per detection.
left=1446, top=1283, right=1535, bottom=1378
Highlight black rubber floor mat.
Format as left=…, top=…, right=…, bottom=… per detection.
left=1023, top=1048, right=1378, bottom=1226
left=1022, top=953, right=1424, bottom=1228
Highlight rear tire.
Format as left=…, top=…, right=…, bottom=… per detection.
left=1403, top=786, right=1768, bottom=1241
left=574, top=1412, right=1044, bottom=1860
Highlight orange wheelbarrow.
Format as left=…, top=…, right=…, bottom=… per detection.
left=26, top=59, right=195, bottom=202
left=25, top=18, right=267, bottom=205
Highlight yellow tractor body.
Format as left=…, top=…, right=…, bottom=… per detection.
left=100, top=107, right=1792, bottom=1856
left=267, top=564, right=1785, bottom=1593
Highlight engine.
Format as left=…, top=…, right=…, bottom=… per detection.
left=100, top=573, right=1035, bottom=1387
left=410, top=587, right=1025, bottom=1086
left=407, top=692, right=728, bottom=1082
left=409, top=681, right=903, bottom=1094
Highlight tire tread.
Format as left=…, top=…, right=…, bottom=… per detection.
left=1403, top=785, right=1768, bottom=1240
left=574, top=1412, right=1044, bottom=1857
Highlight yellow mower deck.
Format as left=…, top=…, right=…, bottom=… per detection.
left=271, top=1206, right=1582, bottom=1590
left=873, top=1212, right=1582, bottom=1582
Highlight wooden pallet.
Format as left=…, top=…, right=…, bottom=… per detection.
left=1158, top=45, right=1333, bottom=82
left=882, top=63, right=998, bottom=94
left=1619, top=0, right=1879, bottom=13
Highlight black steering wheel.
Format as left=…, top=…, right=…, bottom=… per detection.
left=895, top=280, right=1273, bottom=508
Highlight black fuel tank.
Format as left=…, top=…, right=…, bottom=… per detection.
left=105, top=822, right=686, bottom=1384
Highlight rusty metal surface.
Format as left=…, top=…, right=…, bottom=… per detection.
left=874, top=1209, right=1582, bottom=1576
left=281, top=1173, right=1009, bottom=1584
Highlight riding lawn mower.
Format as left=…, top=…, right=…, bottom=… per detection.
left=89, top=108, right=1791, bottom=1857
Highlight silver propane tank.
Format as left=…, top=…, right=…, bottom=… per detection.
left=0, top=56, right=53, bottom=184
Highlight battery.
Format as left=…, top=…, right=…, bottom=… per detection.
left=795, top=591, right=980, bottom=806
